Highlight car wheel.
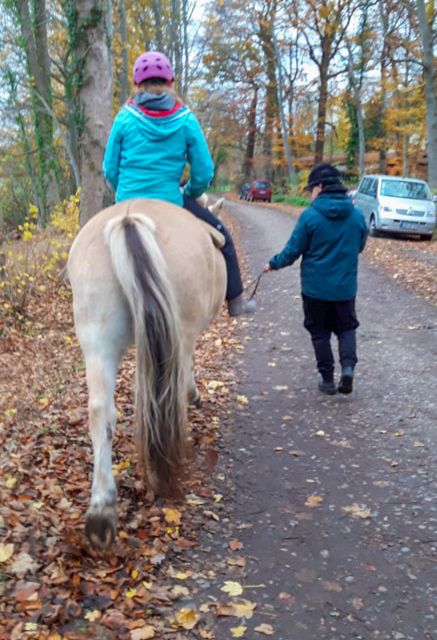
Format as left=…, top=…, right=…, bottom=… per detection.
left=369, top=215, right=379, bottom=237
left=420, top=234, right=432, bottom=241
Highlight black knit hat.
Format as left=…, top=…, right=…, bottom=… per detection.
left=304, top=163, right=343, bottom=191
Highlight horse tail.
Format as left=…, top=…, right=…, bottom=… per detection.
left=104, top=212, right=186, bottom=495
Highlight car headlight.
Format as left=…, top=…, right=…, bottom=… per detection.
left=379, top=206, right=393, bottom=215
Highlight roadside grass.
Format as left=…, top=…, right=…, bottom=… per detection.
left=272, top=193, right=311, bottom=207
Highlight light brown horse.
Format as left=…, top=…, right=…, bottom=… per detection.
left=67, top=199, right=226, bottom=548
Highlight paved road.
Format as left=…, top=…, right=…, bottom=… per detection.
left=191, top=199, right=437, bottom=640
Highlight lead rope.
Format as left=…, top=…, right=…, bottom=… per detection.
left=247, top=271, right=265, bottom=301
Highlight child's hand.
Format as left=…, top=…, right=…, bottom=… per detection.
left=263, top=263, right=272, bottom=272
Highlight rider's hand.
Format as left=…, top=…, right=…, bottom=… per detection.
left=263, top=263, right=272, bottom=272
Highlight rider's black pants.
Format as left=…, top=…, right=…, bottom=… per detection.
left=183, top=196, right=243, bottom=300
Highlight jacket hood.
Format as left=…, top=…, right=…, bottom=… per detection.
left=122, top=102, right=192, bottom=141
left=134, top=91, right=176, bottom=111
left=312, top=191, right=354, bottom=220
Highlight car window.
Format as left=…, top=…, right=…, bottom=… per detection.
left=380, top=179, right=432, bottom=200
left=359, top=178, right=369, bottom=194
left=254, top=181, right=270, bottom=188
left=368, top=179, right=377, bottom=197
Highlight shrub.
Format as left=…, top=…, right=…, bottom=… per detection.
left=0, top=191, right=79, bottom=324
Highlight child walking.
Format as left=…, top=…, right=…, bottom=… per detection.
left=264, top=164, right=368, bottom=394
left=103, top=51, right=256, bottom=317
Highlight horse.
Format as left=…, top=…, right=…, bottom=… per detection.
left=67, top=199, right=227, bottom=548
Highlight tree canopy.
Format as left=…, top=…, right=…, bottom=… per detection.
left=0, top=0, right=436, bottom=228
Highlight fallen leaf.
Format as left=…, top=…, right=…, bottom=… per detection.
left=342, top=503, right=372, bottom=519
left=14, top=582, right=40, bottom=602
left=171, top=585, right=189, bottom=598
left=221, top=581, right=244, bottom=596
left=314, top=430, right=325, bottom=437
left=254, top=623, right=274, bottom=635
left=175, top=572, right=189, bottom=580
left=84, top=609, right=102, bottom=621
left=229, top=539, right=243, bottom=551
left=203, top=510, right=220, bottom=521
left=227, top=556, right=246, bottom=567
left=0, top=543, right=14, bottom=563
left=278, top=591, right=295, bottom=607
left=175, top=607, right=199, bottom=630
left=232, top=599, right=256, bottom=619
left=236, top=395, right=249, bottom=405
left=321, top=580, right=342, bottom=592
left=231, top=626, right=247, bottom=637
left=352, top=597, right=364, bottom=610
left=131, top=627, right=156, bottom=640
left=207, top=380, right=224, bottom=390
left=5, top=475, right=17, bottom=488
left=163, top=507, right=182, bottom=525
left=10, top=552, right=39, bottom=578
left=305, top=495, right=323, bottom=507
left=214, top=604, right=236, bottom=617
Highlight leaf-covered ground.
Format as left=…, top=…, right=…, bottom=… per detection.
left=0, top=247, right=244, bottom=639
left=1, top=200, right=436, bottom=639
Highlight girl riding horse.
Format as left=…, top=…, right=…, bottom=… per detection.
left=102, top=50, right=256, bottom=317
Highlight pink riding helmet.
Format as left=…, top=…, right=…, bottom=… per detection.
left=132, top=51, right=174, bottom=85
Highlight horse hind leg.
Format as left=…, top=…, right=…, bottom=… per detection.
left=78, top=316, right=128, bottom=548
left=187, top=360, right=201, bottom=406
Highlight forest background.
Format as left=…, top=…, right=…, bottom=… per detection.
left=0, top=0, right=436, bottom=230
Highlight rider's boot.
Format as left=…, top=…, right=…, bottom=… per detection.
left=227, top=294, right=257, bottom=317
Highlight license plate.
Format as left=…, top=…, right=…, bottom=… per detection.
left=259, top=190, right=266, bottom=194
left=400, top=221, right=418, bottom=229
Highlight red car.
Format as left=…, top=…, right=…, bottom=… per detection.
left=247, top=180, right=272, bottom=202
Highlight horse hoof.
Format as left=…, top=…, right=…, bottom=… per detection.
left=85, top=507, right=117, bottom=548
left=188, top=388, right=201, bottom=406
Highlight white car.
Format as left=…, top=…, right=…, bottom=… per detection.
left=354, top=175, right=436, bottom=240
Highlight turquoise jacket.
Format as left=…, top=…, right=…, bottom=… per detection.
left=269, top=191, right=368, bottom=301
left=102, top=101, right=214, bottom=205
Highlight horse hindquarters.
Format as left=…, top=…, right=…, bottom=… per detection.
left=104, top=213, right=186, bottom=496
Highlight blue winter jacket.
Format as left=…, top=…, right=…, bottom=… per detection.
left=102, top=100, right=214, bottom=205
left=269, top=191, right=368, bottom=301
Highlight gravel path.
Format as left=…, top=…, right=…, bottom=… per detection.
left=190, top=198, right=437, bottom=640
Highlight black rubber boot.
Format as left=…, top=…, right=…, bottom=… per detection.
left=318, top=376, right=337, bottom=395
left=338, top=366, right=354, bottom=394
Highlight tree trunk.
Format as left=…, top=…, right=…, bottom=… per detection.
left=273, top=33, right=294, bottom=180
left=15, top=0, right=60, bottom=224
left=378, top=0, right=389, bottom=173
left=258, top=14, right=279, bottom=181
left=151, top=0, right=164, bottom=51
left=242, top=87, right=258, bottom=180
left=347, top=42, right=366, bottom=177
left=314, top=48, right=330, bottom=165
left=75, top=0, right=113, bottom=226
left=415, top=0, right=437, bottom=188
left=118, top=0, right=129, bottom=105
left=402, top=134, right=410, bottom=176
